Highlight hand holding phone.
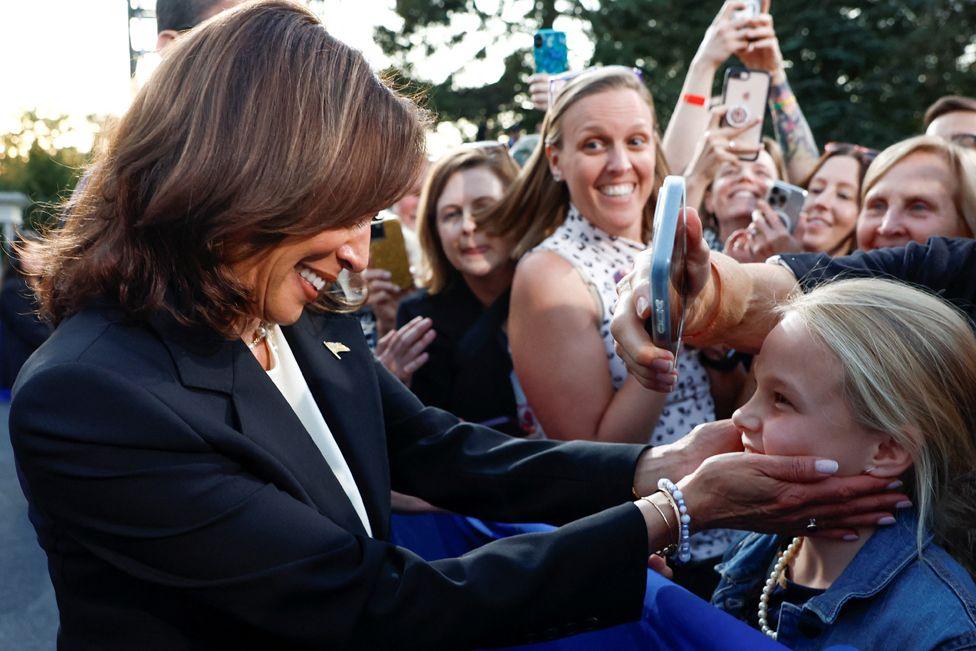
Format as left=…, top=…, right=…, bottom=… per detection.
left=765, top=181, right=807, bottom=233
left=733, top=0, right=761, bottom=22
left=645, top=176, right=689, bottom=354
left=533, top=29, right=568, bottom=75
left=720, top=67, right=770, bottom=161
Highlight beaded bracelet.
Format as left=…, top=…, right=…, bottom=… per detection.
left=657, top=478, right=692, bottom=563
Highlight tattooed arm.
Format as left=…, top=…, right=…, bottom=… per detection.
left=768, top=73, right=819, bottom=183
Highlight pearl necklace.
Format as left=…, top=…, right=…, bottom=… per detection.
left=246, top=322, right=273, bottom=349
left=758, top=536, right=803, bottom=640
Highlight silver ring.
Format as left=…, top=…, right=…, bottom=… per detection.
left=806, top=517, right=818, bottom=532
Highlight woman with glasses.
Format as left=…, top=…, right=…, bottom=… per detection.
left=392, top=143, right=523, bottom=436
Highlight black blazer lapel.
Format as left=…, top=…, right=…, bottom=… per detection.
left=230, top=345, right=372, bottom=537
left=283, top=312, right=390, bottom=539
left=146, top=309, right=371, bottom=537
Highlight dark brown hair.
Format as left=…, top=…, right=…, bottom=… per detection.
left=416, top=145, right=520, bottom=294
left=31, top=0, right=427, bottom=336
left=923, top=95, right=976, bottom=129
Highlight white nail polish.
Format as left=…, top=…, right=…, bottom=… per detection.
left=815, top=459, right=839, bottom=474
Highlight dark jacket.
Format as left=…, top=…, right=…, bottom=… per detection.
left=0, top=257, right=52, bottom=388
left=10, top=303, right=649, bottom=650
left=397, top=282, right=521, bottom=436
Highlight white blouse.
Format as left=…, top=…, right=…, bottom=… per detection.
left=264, top=325, right=372, bottom=537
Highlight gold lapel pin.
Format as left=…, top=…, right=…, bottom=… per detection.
left=324, top=341, right=350, bottom=359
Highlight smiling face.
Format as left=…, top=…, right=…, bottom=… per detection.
left=547, top=88, right=656, bottom=240
left=732, top=315, right=889, bottom=477
left=435, top=166, right=512, bottom=281
left=856, top=151, right=969, bottom=251
left=234, top=220, right=372, bottom=326
left=799, top=155, right=861, bottom=255
left=706, top=150, right=779, bottom=235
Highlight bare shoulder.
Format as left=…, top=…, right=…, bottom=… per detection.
left=512, top=249, right=595, bottom=315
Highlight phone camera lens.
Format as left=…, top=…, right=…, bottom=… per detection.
left=534, top=35, right=543, bottom=48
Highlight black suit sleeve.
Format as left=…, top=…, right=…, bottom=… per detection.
left=11, top=362, right=649, bottom=649
left=376, top=359, right=650, bottom=525
left=780, top=238, right=976, bottom=316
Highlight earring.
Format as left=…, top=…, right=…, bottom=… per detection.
left=552, top=170, right=562, bottom=182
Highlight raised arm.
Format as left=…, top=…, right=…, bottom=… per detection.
left=662, top=1, right=753, bottom=173
left=735, top=5, right=819, bottom=182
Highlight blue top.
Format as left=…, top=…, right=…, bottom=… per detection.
left=712, top=510, right=976, bottom=650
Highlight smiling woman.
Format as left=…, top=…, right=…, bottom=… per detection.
left=480, top=68, right=736, bottom=594
left=856, top=135, right=976, bottom=251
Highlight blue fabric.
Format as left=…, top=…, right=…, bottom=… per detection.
left=391, top=513, right=787, bottom=650
left=713, top=510, right=976, bottom=650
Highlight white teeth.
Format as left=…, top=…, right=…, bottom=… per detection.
left=600, top=183, right=635, bottom=197
left=298, top=266, right=326, bottom=291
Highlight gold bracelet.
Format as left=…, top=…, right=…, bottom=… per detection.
left=658, top=489, right=684, bottom=543
left=641, top=494, right=678, bottom=555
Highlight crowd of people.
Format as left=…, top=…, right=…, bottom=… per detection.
left=4, top=0, right=976, bottom=649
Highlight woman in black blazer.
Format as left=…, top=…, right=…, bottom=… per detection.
left=9, top=3, right=907, bottom=649
left=395, top=144, right=524, bottom=436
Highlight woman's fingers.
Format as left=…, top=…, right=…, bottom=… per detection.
left=363, top=268, right=392, bottom=282
left=391, top=317, right=432, bottom=355
left=716, top=0, right=747, bottom=23
left=405, top=327, right=436, bottom=360
left=746, top=37, right=778, bottom=53
left=402, top=352, right=429, bottom=375
left=707, top=104, right=729, bottom=130
left=648, top=554, right=673, bottom=579
left=368, top=280, right=401, bottom=295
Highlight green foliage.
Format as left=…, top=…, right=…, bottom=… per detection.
left=378, top=0, right=976, bottom=149
left=0, top=111, right=91, bottom=230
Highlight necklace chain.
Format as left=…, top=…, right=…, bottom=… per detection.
left=246, top=321, right=273, bottom=349
left=758, top=536, right=803, bottom=640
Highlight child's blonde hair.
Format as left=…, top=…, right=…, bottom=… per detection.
left=781, top=278, right=976, bottom=575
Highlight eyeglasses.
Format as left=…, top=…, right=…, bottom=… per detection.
left=548, top=66, right=645, bottom=108
left=950, top=133, right=976, bottom=149
left=824, top=141, right=880, bottom=164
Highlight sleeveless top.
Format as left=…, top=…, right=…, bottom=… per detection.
left=514, top=206, right=734, bottom=561
left=522, top=205, right=716, bottom=444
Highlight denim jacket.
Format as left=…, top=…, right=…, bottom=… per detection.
left=712, top=510, right=976, bottom=650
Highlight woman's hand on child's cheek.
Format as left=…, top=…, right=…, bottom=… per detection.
left=674, top=451, right=910, bottom=536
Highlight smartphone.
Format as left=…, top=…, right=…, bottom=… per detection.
left=645, top=176, right=688, bottom=354
left=765, top=181, right=807, bottom=233
left=733, top=0, right=761, bottom=21
left=533, top=29, right=568, bottom=75
left=369, top=216, right=413, bottom=290
left=721, top=67, right=770, bottom=161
